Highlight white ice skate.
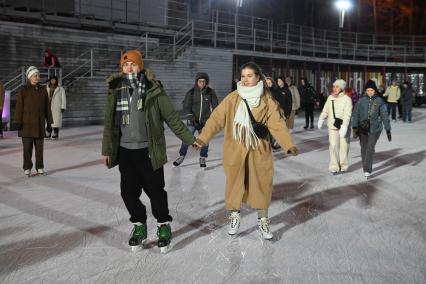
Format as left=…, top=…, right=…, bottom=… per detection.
left=24, top=169, right=31, bottom=177
left=258, top=217, right=273, bottom=240
left=228, top=211, right=240, bottom=236
left=364, top=172, right=371, bottom=179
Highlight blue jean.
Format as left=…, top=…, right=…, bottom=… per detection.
left=179, top=125, right=209, bottom=158
left=403, top=111, right=412, bottom=122
left=387, top=103, right=397, bottom=120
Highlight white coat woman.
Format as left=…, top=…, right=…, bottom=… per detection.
left=46, top=76, right=66, bottom=139
left=318, top=79, right=353, bottom=174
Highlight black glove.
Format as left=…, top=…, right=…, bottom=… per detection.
left=61, top=108, right=65, bottom=113
left=193, top=119, right=203, bottom=131
left=352, top=128, right=359, bottom=139
left=386, top=130, right=392, bottom=142
left=15, top=123, right=23, bottom=130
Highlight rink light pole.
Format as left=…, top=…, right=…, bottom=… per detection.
left=335, top=0, right=352, bottom=29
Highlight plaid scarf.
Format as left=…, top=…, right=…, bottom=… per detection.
left=117, top=73, right=146, bottom=125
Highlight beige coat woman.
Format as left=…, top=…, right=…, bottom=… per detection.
left=197, top=90, right=296, bottom=210
left=46, top=85, right=66, bottom=128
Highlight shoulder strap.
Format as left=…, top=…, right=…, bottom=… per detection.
left=331, top=100, right=337, bottom=119
left=243, top=99, right=256, bottom=123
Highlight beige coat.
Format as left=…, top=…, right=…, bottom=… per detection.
left=46, top=85, right=66, bottom=128
left=197, top=90, right=296, bottom=210
left=383, top=85, right=401, bottom=103
left=289, top=85, right=301, bottom=110
left=319, top=92, right=353, bottom=130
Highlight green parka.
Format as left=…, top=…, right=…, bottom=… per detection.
left=101, top=70, right=195, bottom=170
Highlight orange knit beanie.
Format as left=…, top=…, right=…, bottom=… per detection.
left=120, top=50, right=144, bottom=70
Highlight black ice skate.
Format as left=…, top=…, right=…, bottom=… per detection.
left=157, top=222, right=172, bottom=253
left=129, top=223, right=147, bottom=252
left=173, top=156, right=185, bottom=167
left=199, top=157, right=206, bottom=168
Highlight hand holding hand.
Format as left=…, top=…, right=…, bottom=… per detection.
left=192, top=139, right=204, bottom=149
left=287, top=146, right=298, bottom=156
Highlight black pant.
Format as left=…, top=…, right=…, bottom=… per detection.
left=118, top=147, right=172, bottom=224
left=304, top=104, right=314, bottom=127
left=22, top=137, right=44, bottom=170
left=0, top=114, right=3, bottom=135
left=359, top=132, right=381, bottom=173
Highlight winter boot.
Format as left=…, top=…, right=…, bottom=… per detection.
left=228, top=211, right=241, bottom=236
left=129, top=223, right=147, bottom=252
left=199, top=157, right=206, bottom=168
left=157, top=222, right=172, bottom=253
left=258, top=217, right=273, bottom=240
left=173, top=156, right=185, bottom=167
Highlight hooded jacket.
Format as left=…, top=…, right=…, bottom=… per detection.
left=182, top=72, right=219, bottom=124
left=101, top=69, right=195, bottom=170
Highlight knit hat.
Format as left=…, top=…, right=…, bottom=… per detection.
left=333, top=79, right=346, bottom=91
left=364, top=80, right=378, bottom=93
left=195, top=72, right=209, bottom=85
left=26, top=66, right=39, bottom=79
left=120, top=50, right=144, bottom=70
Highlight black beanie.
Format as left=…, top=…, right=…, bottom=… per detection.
left=365, top=80, right=378, bottom=93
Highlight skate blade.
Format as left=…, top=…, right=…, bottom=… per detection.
left=130, top=245, right=143, bottom=252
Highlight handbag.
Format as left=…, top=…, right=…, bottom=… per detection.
left=359, top=97, right=377, bottom=135
left=332, top=100, right=343, bottom=129
left=243, top=99, right=269, bottom=139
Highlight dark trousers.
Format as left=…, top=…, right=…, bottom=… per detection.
left=47, top=127, right=59, bottom=135
left=118, top=146, right=172, bottom=224
left=359, top=132, right=381, bottom=173
left=22, top=137, right=44, bottom=170
left=304, top=104, right=314, bottom=127
left=0, top=114, right=3, bottom=135
left=387, top=103, right=398, bottom=120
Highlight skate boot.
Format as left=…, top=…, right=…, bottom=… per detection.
left=199, top=157, right=206, bottom=168
left=128, top=223, right=147, bottom=252
left=173, top=156, right=185, bottom=167
left=36, top=168, right=45, bottom=176
left=228, top=211, right=240, bottom=236
left=24, top=169, right=31, bottom=177
left=258, top=217, right=273, bottom=240
left=364, top=172, right=371, bottom=179
left=157, top=222, right=172, bottom=253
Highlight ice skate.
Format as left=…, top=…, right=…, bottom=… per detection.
left=128, top=223, right=147, bottom=252
left=228, top=211, right=240, bottom=236
left=364, top=172, right=371, bottom=179
left=36, top=168, right=45, bottom=176
left=157, top=222, right=172, bottom=253
left=199, top=157, right=206, bottom=168
left=173, top=156, right=185, bottom=167
left=258, top=217, right=273, bottom=240
left=24, top=169, right=31, bottom=177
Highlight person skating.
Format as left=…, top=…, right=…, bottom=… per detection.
left=300, top=78, right=318, bottom=130
left=352, top=80, right=391, bottom=178
left=400, top=81, right=414, bottom=123
left=14, top=66, right=53, bottom=176
left=285, top=76, right=300, bottom=133
left=383, top=79, right=400, bottom=122
left=318, top=79, right=353, bottom=175
left=46, top=76, right=66, bottom=139
left=194, top=62, right=298, bottom=240
left=101, top=50, right=195, bottom=252
left=173, top=72, right=218, bottom=168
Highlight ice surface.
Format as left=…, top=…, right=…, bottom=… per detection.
left=1, top=110, right=425, bottom=284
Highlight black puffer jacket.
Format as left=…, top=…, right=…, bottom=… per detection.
left=273, top=86, right=293, bottom=118
left=182, top=72, right=219, bottom=124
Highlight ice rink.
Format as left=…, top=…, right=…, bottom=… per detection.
left=1, top=110, right=425, bottom=284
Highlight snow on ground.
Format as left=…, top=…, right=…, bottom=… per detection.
left=0, top=109, right=425, bottom=284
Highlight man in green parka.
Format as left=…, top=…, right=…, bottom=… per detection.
left=101, top=50, right=195, bottom=253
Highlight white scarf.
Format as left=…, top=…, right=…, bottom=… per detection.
left=233, top=80, right=264, bottom=149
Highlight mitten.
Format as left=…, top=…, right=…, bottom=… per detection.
left=317, top=119, right=324, bottom=129
left=287, top=146, right=298, bottom=156
left=339, top=125, right=348, bottom=138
